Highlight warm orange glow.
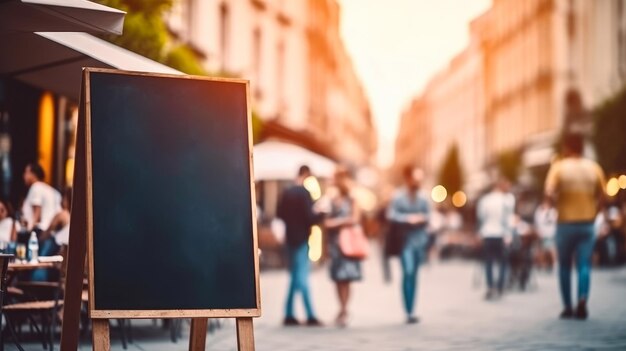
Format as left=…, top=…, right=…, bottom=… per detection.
left=308, top=225, right=323, bottom=262
left=38, top=92, right=55, bottom=183
left=607, top=178, right=620, bottom=197
left=452, top=191, right=467, bottom=208
left=303, top=176, right=322, bottom=200
left=65, top=158, right=75, bottom=186
left=619, top=175, right=626, bottom=190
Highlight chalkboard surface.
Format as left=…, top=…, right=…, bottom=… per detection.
left=86, top=70, right=257, bottom=313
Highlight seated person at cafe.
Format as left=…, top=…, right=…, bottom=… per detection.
left=30, top=187, right=71, bottom=281
left=40, top=187, right=72, bottom=252
left=0, top=199, right=16, bottom=244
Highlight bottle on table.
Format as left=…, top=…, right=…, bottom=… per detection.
left=15, top=211, right=30, bottom=245
left=28, top=231, right=38, bottom=263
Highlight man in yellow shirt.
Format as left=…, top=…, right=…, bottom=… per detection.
left=545, top=133, right=606, bottom=320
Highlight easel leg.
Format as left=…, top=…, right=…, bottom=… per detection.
left=61, top=93, right=89, bottom=351
left=189, top=318, right=208, bottom=351
left=92, top=320, right=110, bottom=351
left=236, top=318, right=255, bottom=351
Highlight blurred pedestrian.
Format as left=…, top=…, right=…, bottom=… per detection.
left=545, top=133, right=606, bottom=320
left=387, top=166, right=430, bottom=324
left=424, top=205, right=445, bottom=263
left=477, top=177, right=515, bottom=300
left=508, top=215, right=535, bottom=291
left=595, top=203, right=625, bottom=266
left=22, top=163, right=61, bottom=281
left=324, top=167, right=362, bottom=327
left=534, top=197, right=558, bottom=271
left=276, top=165, right=323, bottom=327
left=21, top=163, right=61, bottom=235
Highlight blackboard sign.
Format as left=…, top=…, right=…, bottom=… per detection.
left=74, top=68, right=260, bottom=319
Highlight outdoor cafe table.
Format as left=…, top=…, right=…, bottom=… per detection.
left=8, top=262, right=56, bottom=271
left=6, top=257, right=63, bottom=285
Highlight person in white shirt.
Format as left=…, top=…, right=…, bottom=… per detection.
left=534, top=197, right=558, bottom=270
left=22, top=163, right=61, bottom=281
left=477, top=177, right=515, bottom=300
left=21, top=163, right=61, bottom=232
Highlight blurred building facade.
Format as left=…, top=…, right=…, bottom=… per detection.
left=575, top=0, right=626, bottom=109
left=393, top=0, right=626, bottom=196
left=166, top=0, right=376, bottom=167
left=394, top=97, right=429, bottom=182
left=392, top=21, right=486, bottom=195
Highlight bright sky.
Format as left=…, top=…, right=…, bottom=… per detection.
left=337, top=0, right=491, bottom=168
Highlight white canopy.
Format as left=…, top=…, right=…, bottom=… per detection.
left=0, top=31, right=182, bottom=100
left=253, top=141, right=336, bottom=181
left=0, top=0, right=125, bottom=34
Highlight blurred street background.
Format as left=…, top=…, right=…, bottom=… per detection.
left=2, top=0, right=626, bottom=350
left=10, top=248, right=626, bottom=350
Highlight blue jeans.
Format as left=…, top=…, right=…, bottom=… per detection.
left=483, top=237, right=506, bottom=291
left=31, top=237, right=59, bottom=281
left=555, top=222, right=595, bottom=309
left=285, top=243, right=316, bottom=319
left=400, top=232, right=425, bottom=316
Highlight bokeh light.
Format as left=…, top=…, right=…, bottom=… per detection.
left=607, top=177, right=620, bottom=197
left=452, top=191, right=467, bottom=208
left=431, top=185, right=448, bottom=203
left=618, top=175, right=626, bottom=189
left=303, top=176, right=322, bottom=200
left=308, top=225, right=323, bottom=262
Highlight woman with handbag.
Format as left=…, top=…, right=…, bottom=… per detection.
left=324, top=167, right=364, bottom=327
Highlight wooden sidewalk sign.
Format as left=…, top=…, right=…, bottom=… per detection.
left=60, top=68, right=261, bottom=351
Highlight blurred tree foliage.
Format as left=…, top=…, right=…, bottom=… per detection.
left=438, top=144, right=464, bottom=194
left=163, top=45, right=206, bottom=76
left=497, top=149, right=522, bottom=183
left=96, top=0, right=174, bottom=63
left=251, top=110, right=263, bottom=144
left=95, top=0, right=264, bottom=143
left=592, top=86, right=626, bottom=174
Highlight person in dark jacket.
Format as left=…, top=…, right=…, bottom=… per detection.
left=277, top=165, right=322, bottom=326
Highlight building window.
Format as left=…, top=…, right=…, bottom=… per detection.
left=186, top=0, right=194, bottom=41
left=219, top=2, right=230, bottom=73
left=253, top=27, right=263, bottom=99
left=276, top=40, right=285, bottom=115
left=618, top=0, right=626, bottom=80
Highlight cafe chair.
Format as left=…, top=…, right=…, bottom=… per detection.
left=0, top=253, right=26, bottom=351
left=2, top=248, right=67, bottom=351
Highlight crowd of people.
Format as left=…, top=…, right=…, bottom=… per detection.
left=0, top=162, right=71, bottom=280
left=275, top=132, right=620, bottom=327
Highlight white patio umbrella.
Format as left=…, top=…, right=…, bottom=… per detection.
left=0, top=31, right=182, bottom=100
left=0, top=0, right=125, bottom=34
left=253, top=141, right=337, bottom=181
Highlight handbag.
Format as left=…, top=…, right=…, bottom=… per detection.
left=338, top=225, right=370, bottom=260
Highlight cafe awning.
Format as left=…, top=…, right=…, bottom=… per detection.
left=0, top=31, right=182, bottom=100
left=253, top=141, right=337, bottom=181
left=0, top=0, right=125, bottom=34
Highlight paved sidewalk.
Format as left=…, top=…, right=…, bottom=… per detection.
left=7, top=249, right=626, bottom=350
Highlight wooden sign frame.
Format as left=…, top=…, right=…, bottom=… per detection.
left=61, top=68, right=261, bottom=351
